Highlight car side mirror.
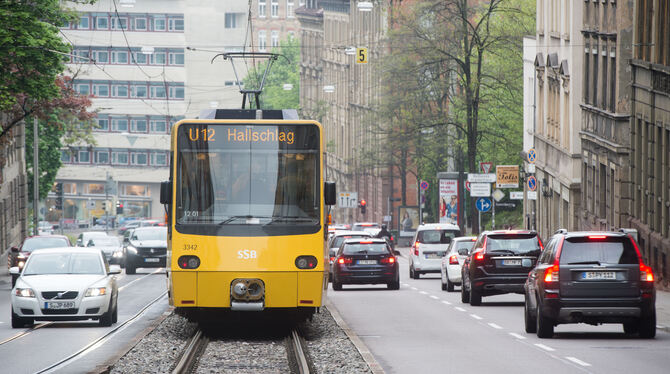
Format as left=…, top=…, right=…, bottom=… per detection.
left=324, top=181, right=336, bottom=205
left=108, top=265, right=122, bottom=275
left=393, top=250, right=400, bottom=256
left=458, top=248, right=468, bottom=256
left=123, top=237, right=129, bottom=244
left=160, top=180, right=171, bottom=205
left=9, top=266, right=20, bottom=275
left=10, top=246, right=18, bottom=253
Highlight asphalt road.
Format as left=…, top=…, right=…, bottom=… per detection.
left=327, top=248, right=670, bottom=374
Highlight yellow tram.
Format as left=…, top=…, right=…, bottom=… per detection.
left=160, top=110, right=336, bottom=319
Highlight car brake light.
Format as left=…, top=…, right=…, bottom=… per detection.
left=470, top=238, right=476, bottom=241
left=390, top=236, right=394, bottom=241
left=544, top=264, right=559, bottom=283
left=588, top=235, right=607, bottom=239
left=337, top=257, right=353, bottom=264
left=449, top=255, right=459, bottom=265
left=360, top=241, right=373, bottom=244
left=640, top=263, right=654, bottom=282
left=474, top=251, right=484, bottom=261
left=413, top=241, right=420, bottom=256
left=330, top=256, right=335, bottom=262
left=381, top=257, right=396, bottom=264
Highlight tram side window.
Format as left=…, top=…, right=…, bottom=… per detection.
left=179, top=152, right=214, bottom=220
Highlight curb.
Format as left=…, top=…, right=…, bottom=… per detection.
left=326, top=299, right=385, bottom=374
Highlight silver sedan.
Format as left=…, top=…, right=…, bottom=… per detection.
left=440, top=236, right=476, bottom=292
left=10, top=247, right=120, bottom=328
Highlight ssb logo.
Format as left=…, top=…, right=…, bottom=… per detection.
left=237, top=249, right=257, bottom=259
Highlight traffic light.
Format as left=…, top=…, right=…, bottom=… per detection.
left=116, top=201, right=123, bottom=215
left=55, top=182, right=63, bottom=210
left=359, top=199, right=367, bottom=214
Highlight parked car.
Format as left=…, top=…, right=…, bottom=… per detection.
left=461, top=230, right=543, bottom=306
left=524, top=230, right=656, bottom=338
left=10, top=247, right=120, bottom=328
left=409, top=223, right=461, bottom=279
left=86, top=236, right=122, bottom=265
left=440, top=236, right=477, bottom=292
left=327, top=230, right=373, bottom=281
left=37, top=221, right=54, bottom=235
left=7, top=235, right=72, bottom=287
left=331, top=238, right=400, bottom=290
left=123, top=226, right=167, bottom=274
left=75, top=231, right=109, bottom=247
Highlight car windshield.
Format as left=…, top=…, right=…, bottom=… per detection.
left=23, top=252, right=104, bottom=275
left=133, top=228, right=167, bottom=241
left=417, top=229, right=460, bottom=244
left=343, top=243, right=388, bottom=254
left=486, top=234, right=541, bottom=254
left=332, top=235, right=369, bottom=248
left=22, top=237, right=69, bottom=252
left=88, top=237, right=120, bottom=247
left=560, top=237, right=638, bottom=265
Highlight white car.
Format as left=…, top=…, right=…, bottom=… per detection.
left=37, top=221, right=54, bottom=235
left=440, top=236, right=477, bottom=291
left=409, top=223, right=461, bottom=279
left=10, top=247, right=120, bottom=328
left=75, top=231, right=109, bottom=247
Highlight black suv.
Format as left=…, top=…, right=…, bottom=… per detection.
left=461, top=230, right=543, bottom=306
left=524, top=231, right=656, bottom=338
left=123, top=226, right=167, bottom=274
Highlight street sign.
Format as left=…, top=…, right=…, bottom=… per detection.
left=496, top=165, right=519, bottom=188
left=480, top=162, right=493, bottom=174
left=420, top=180, right=429, bottom=191
left=492, top=189, right=505, bottom=202
left=527, top=176, right=537, bottom=191
left=383, top=215, right=392, bottom=222
left=510, top=191, right=524, bottom=200
left=467, top=173, right=496, bottom=183
left=356, top=47, right=368, bottom=64
left=526, top=163, right=536, bottom=174
left=470, top=183, right=491, bottom=197
left=338, top=192, right=358, bottom=208
left=527, top=148, right=537, bottom=164
left=476, top=197, right=492, bottom=212
left=527, top=191, right=538, bottom=200
left=87, top=200, right=96, bottom=209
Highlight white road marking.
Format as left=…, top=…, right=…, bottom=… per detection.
left=430, top=295, right=439, bottom=300
left=565, top=357, right=591, bottom=367
left=534, top=343, right=556, bottom=352
left=470, top=314, right=483, bottom=320
left=488, top=323, right=503, bottom=329
left=419, top=291, right=428, bottom=295
left=441, top=300, right=452, bottom=305
left=509, top=332, right=526, bottom=340
left=454, top=307, right=466, bottom=312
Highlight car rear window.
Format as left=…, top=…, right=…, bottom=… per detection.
left=453, top=241, right=475, bottom=253
left=559, top=237, right=639, bottom=265
left=23, top=237, right=69, bottom=252
left=417, top=229, right=460, bottom=244
left=332, top=235, right=368, bottom=248
left=486, top=234, right=541, bottom=254
left=343, top=243, right=388, bottom=255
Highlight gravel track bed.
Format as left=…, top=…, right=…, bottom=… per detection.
left=109, top=306, right=372, bottom=374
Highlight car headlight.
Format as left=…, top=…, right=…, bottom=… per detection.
left=14, top=288, right=35, bottom=298
left=113, top=251, right=123, bottom=258
left=126, top=245, right=137, bottom=254
left=85, top=287, right=107, bottom=297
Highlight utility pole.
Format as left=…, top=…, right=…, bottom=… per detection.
left=33, top=117, right=39, bottom=236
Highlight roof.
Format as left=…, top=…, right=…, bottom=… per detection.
left=30, top=247, right=103, bottom=256
left=331, top=230, right=372, bottom=237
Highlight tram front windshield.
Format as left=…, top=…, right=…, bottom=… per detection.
left=176, top=123, right=320, bottom=226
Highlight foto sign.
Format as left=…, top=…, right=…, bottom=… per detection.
left=338, top=192, right=358, bottom=208
left=496, top=165, right=519, bottom=188
left=469, top=183, right=491, bottom=197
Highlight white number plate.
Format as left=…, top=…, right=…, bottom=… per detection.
left=145, top=258, right=160, bottom=263
left=45, top=301, right=75, bottom=309
left=582, top=271, right=616, bottom=280
left=425, top=253, right=442, bottom=259
left=501, top=259, right=522, bottom=266
left=357, top=260, right=377, bottom=265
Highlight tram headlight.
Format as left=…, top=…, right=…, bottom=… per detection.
left=178, top=255, right=200, bottom=269
left=295, top=255, right=318, bottom=269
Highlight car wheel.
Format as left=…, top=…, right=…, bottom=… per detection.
left=332, top=280, right=342, bottom=291
left=413, top=269, right=420, bottom=279
left=409, top=265, right=414, bottom=279
left=111, top=297, right=118, bottom=324
left=461, top=281, right=470, bottom=303
left=441, top=277, right=447, bottom=291
left=11, top=311, right=25, bottom=328
left=388, top=273, right=400, bottom=290
left=524, top=296, right=537, bottom=333
left=638, top=311, right=656, bottom=339
left=125, top=265, right=136, bottom=275
left=623, top=322, right=638, bottom=335
left=99, top=308, right=113, bottom=327
left=446, top=277, right=454, bottom=292
left=536, top=303, right=554, bottom=338
left=469, top=282, right=481, bottom=306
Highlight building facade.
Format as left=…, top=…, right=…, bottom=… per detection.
left=251, top=0, right=304, bottom=51
left=0, top=116, right=28, bottom=253
left=55, top=0, right=249, bottom=226
left=629, top=0, right=670, bottom=283
left=579, top=0, right=634, bottom=232
left=533, top=0, right=583, bottom=239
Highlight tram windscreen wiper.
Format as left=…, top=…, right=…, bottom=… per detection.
left=218, top=215, right=256, bottom=225
left=266, top=216, right=318, bottom=225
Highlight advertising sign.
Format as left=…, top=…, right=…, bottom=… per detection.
left=398, top=206, right=420, bottom=237
left=496, top=165, right=519, bottom=188
left=438, top=179, right=459, bottom=226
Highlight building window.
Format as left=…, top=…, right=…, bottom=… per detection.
left=656, top=0, right=670, bottom=65
left=112, top=84, right=128, bottom=98
left=112, top=151, right=129, bottom=165
left=111, top=118, right=128, bottom=132
left=168, top=18, right=184, bottom=31
left=169, top=52, right=184, bottom=65
left=131, top=119, right=148, bottom=132
left=169, top=86, right=185, bottom=99
left=592, top=44, right=599, bottom=106
left=610, top=47, right=616, bottom=112
left=225, top=13, right=238, bottom=28
left=150, top=85, right=166, bottom=98
left=76, top=83, right=90, bottom=95
left=95, top=16, right=109, bottom=30
left=259, top=30, right=267, bottom=52
left=133, top=52, right=148, bottom=64
left=111, top=16, right=128, bottom=30
left=153, top=17, right=166, bottom=31
left=92, top=50, right=109, bottom=64
left=151, top=152, right=167, bottom=166
left=61, top=150, right=71, bottom=163
left=93, top=84, right=109, bottom=97
left=259, top=0, right=266, bottom=17
left=635, top=0, right=653, bottom=61
left=150, top=119, right=167, bottom=133
left=134, top=17, right=147, bottom=31
left=96, top=151, right=109, bottom=164
left=111, top=50, right=129, bottom=64
left=97, top=118, right=109, bottom=131
left=131, top=85, right=148, bottom=98
left=78, top=16, right=90, bottom=29
left=287, top=0, right=295, bottom=18
left=271, top=30, right=279, bottom=48
left=122, top=185, right=148, bottom=196
left=131, top=152, right=148, bottom=166
left=78, top=150, right=91, bottom=164
left=271, top=0, right=279, bottom=17
left=86, top=183, right=105, bottom=194
left=584, top=42, right=590, bottom=104
left=151, top=51, right=166, bottom=65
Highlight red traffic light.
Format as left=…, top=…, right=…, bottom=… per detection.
left=360, top=199, right=367, bottom=207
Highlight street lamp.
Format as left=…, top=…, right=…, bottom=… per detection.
left=541, top=178, right=552, bottom=197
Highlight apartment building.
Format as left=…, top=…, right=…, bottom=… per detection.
left=0, top=116, right=28, bottom=253
left=629, top=0, right=670, bottom=281
left=533, top=0, right=583, bottom=239
left=54, top=0, right=249, bottom=225
left=251, top=1, right=305, bottom=51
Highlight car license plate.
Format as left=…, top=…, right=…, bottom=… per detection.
left=425, top=253, right=441, bottom=259
left=358, top=260, right=377, bottom=265
left=145, top=258, right=160, bottom=263
left=501, top=259, right=522, bottom=266
left=582, top=271, right=616, bottom=280
left=45, top=301, right=75, bottom=309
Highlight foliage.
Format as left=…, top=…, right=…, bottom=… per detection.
left=243, top=36, right=300, bottom=110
